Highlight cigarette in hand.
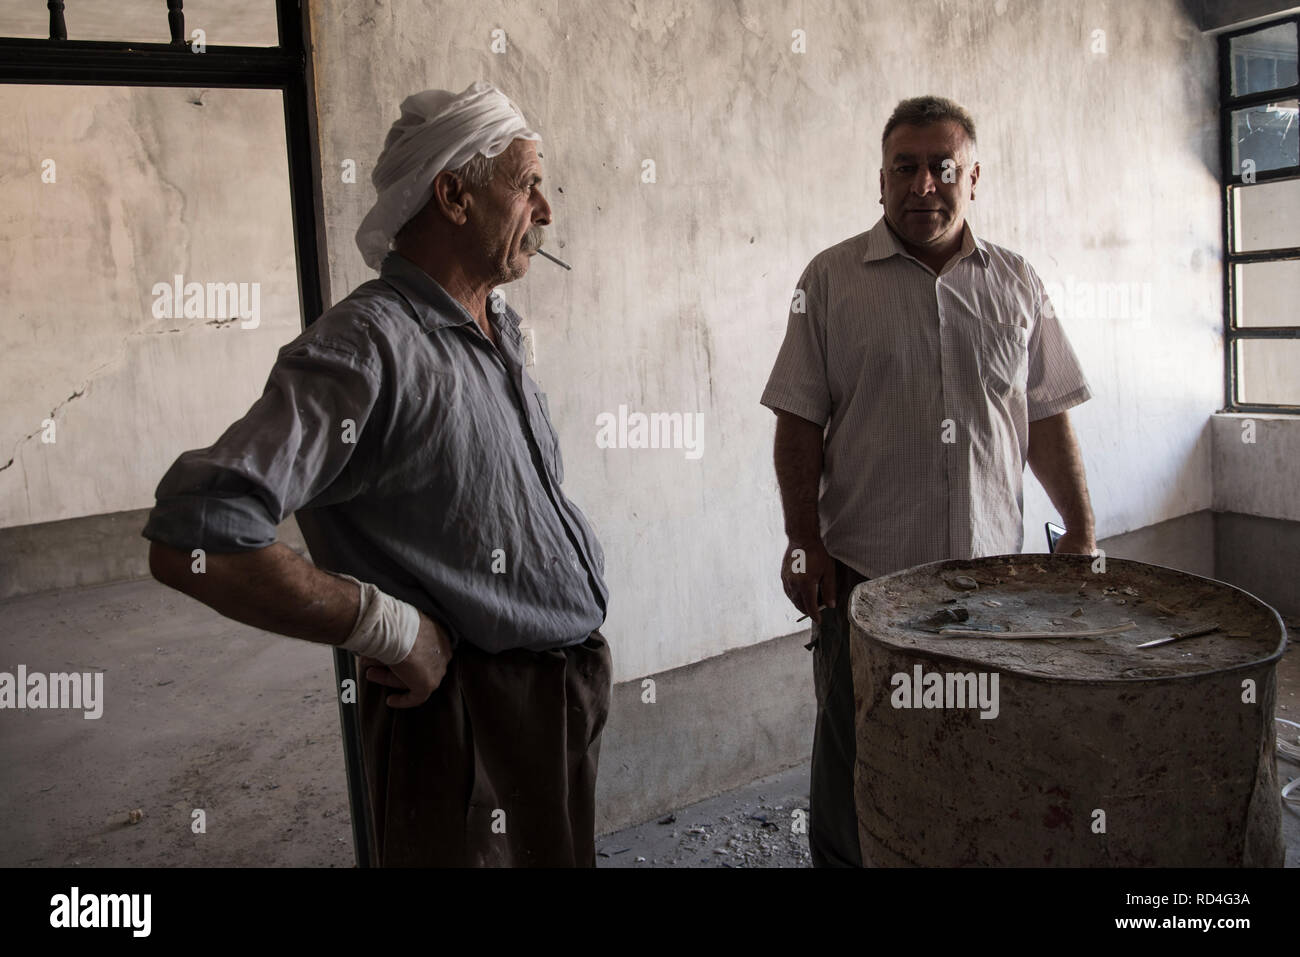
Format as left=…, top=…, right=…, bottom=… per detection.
left=796, top=605, right=831, bottom=622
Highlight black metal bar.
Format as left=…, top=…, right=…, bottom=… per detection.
left=0, top=38, right=300, bottom=88
left=1227, top=168, right=1300, bottom=184
left=279, top=1, right=374, bottom=869
left=1226, top=327, right=1300, bottom=338
left=1229, top=403, right=1300, bottom=414
left=1222, top=83, right=1300, bottom=110
left=167, top=1, right=186, bottom=46
left=1226, top=245, right=1300, bottom=264
left=47, top=1, right=66, bottom=41
left=276, top=0, right=296, bottom=51
left=1220, top=30, right=1236, bottom=411
left=331, top=651, right=371, bottom=868
left=1223, top=165, right=1300, bottom=186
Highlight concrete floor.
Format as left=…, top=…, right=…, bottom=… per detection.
left=598, top=764, right=812, bottom=867
left=1, top=575, right=1296, bottom=867
left=0, top=577, right=351, bottom=867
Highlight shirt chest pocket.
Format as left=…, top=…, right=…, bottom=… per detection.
left=960, top=280, right=1030, bottom=399
left=529, top=388, right=565, bottom=485
left=977, top=317, right=1029, bottom=398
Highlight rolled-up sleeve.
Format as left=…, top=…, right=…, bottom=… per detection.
left=1025, top=265, right=1093, bottom=422
left=143, top=332, right=383, bottom=553
left=760, top=262, right=832, bottom=426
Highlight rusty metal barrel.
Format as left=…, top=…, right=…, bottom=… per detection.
left=848, top=554, right=1287, bottom=866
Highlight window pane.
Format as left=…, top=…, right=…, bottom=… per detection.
left=1236, top=339, right=1300, bottom=405
left=0, top=0, right=278, bottom=47
left=1230, top=99, right=1299, bottom=176
left=1235, top=259, right=1300, bottom=327
left=1230, top=22, right=1299, bottom=97
left=1233, top=178, right=1300, bottom=251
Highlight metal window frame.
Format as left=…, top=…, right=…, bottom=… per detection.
left=0, top=0, right=373, bottom=867
left=1218, top=14, right=1300, bottom=413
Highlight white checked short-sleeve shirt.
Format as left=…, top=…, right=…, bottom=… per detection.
left=761, top=216, right=1092, bottom=579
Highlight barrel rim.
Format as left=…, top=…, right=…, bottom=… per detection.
left=847, top=553, right=1288, bottom=683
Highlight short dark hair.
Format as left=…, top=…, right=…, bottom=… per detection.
left=882, top=96, right=977, bottom=155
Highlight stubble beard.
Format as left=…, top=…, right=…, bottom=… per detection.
left=487, top=224, right=547, bottom=285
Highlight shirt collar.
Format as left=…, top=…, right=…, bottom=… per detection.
left=862, top=216, right=990, bottom=269
left=378, top=252, right=523, bottom=343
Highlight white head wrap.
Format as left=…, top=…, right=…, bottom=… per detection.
left=355, top=81, right=541, bottom=269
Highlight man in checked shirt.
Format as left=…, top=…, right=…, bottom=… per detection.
left=761, top=96, right=1097, bottom=867
left=144, top=83, right=611, bottom=867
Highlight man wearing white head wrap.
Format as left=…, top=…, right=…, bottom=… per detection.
left=145, top=81, right=611, bottom=867
left=356, top=81, right=541, bottom=270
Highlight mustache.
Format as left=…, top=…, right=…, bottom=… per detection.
left=521, top=226, right=546, bottom=253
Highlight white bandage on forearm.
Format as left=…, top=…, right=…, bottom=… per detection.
left=333, top=574, right=421, bottom=666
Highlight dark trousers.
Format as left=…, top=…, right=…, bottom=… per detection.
left=809, top=560, right=869, bottom=868
left=358, top=631, right=613, bottom=867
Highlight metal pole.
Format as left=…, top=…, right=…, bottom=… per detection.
left=47, top=0, right=66, bottom=40
left=278, top=0, right=374, bottom=868
left=166, top=0, right=185, bottom=46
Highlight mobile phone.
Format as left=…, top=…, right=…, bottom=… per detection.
left=1045, top=521, right=1065, bottom=554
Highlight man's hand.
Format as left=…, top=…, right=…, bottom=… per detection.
left=358, top=611, right=453, bottom=708
left=1053, top=529, right=1096, bottom=556
left=772, top=410, right=833, bottom=624
left=781, top=539, right=837, bottom=625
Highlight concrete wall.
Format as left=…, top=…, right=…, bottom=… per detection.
left=595, top=629, right=815, bottom=832
left=1212, top=412, right=1300, bottom=521
left=309, top=0, right=1223, bottom=681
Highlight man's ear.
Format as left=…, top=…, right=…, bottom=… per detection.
left=969, top=160, right=980, bottom=200
left=431, top=169, right=471, bottom=226
left=878, top=168, right=885, bottom=206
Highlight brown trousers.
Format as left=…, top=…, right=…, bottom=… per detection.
left=358, top=630, right=613, bottom=867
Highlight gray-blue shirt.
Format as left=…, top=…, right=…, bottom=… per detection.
left=143, top=252, right=608, bottom=653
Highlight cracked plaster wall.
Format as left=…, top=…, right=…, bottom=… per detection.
left=0, top=83, right=300, bottom=528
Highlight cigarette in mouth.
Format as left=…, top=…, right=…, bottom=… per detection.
left=536, top=247, right=572, bottom=270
